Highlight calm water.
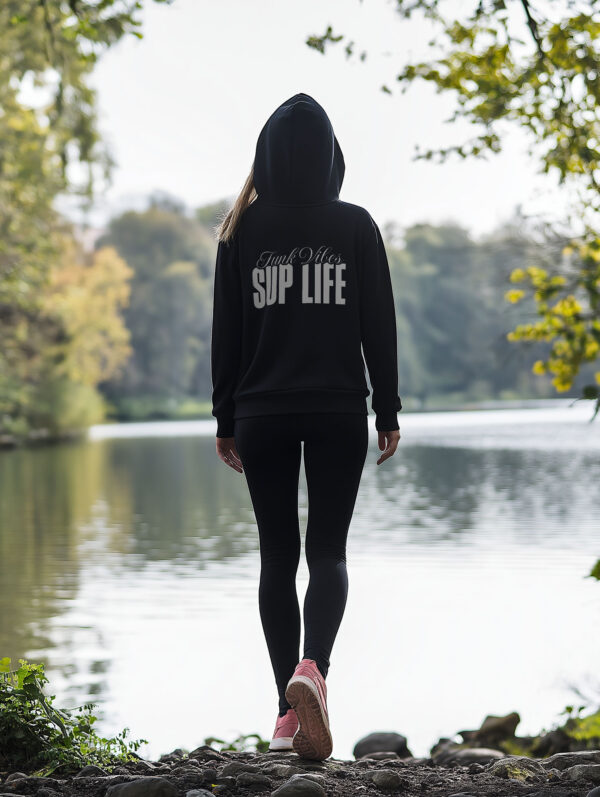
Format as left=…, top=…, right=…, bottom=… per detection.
left=1, top=403, right=599, bottom=762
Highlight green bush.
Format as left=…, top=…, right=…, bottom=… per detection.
left=0, top=657, right=147, bottom=777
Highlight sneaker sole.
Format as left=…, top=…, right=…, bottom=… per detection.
left=268, top=736, right=295, bottom=751
left=285, top=675, right=333, bottom=760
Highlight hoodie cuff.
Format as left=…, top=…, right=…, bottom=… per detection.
left=375, top=411, right=400, bottom=432
left=216, top=417, right=235, bottom=438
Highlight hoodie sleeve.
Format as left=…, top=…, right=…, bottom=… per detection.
left=211, top=235, right=242, bottom=438
left=358, top=213, right=402, bottom=432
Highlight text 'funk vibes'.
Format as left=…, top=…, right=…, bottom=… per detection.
left=252, top=245, right=347, bottom=308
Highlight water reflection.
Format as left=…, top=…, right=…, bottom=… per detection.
left=1, top=405, right=598, bottom=760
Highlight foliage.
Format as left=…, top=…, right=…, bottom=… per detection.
left=506, top=232, right=600, bottom=418
left=560, top=705, right=600, bottom=741
left=95, top=204, right=217, bottom=400
left=204, top=732, right=270, bottom=754
left=588, top=558, right=600, bottom=580
left=41, top=237, right=134, bottom=387
left=1, top=0, right=165, bottom=443
left=306, top=0, right=600, bottom=408
left=104, top=395, right=212, bottom=421
left=0, top=224, right=133, bottom=442
left=0, top=657, right=147, bottom=777
left=99, top=204, right=582, bottom=412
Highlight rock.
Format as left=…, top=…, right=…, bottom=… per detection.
left=106, top=776, right=178, bottom=796
left=359, top=750, right=400, bottom=760
left=173, top=758, right=200, bottom=768
left=272, top=776, right=327, bottom=796
left=132, top=759, right=157, bottom=772
left=458, top=712, right=521, bottom=746
left=4, top=773, right=27, bottom=782
left=467, top=762, right=485, bottom=773
left=488, top=755, right=547, bottom=782
left=447, top=793, right=478, bottom=797
left=288, top=773, right=326, bottom=784
left=172, top=766, right=204, bottom=779
left=1, top=776, right=61, bottom=789
left=370, top=768, right=404, bottom=790
left=75, top=764, right=108, bottom=777
left=539, top=750, right=600, bottom=770
left=185, top=791, right=215, bottom=797
left=157, top=748, right=186, bottom=764
left=218, top=760, right=259, bottom=777
left=200, top=767, right=218, bottom=782
left=187, top=746, right=224, bottom=762
left=529, top=726, right=572, bottom=756
left=565, top=765, right=600, bottom=784
left=586, top=787, right=600, bottom=797
left=263, top=763, right=304, bottom=777
left=354, top=731, right=412, bottom=759
left=431, top=739, right=505, bottom=766
left=214, top=776, right=236, bottom=787
left=235, top=771, right=271, bottom=787
left=448, top=747, right=506, bottom=766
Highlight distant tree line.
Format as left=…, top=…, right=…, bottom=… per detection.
left=92, top=195, right=596, bottom=420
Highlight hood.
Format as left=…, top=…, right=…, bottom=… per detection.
left=253, top=92, right=345, bottom=205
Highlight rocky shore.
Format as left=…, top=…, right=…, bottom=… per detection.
left=2, top=712, right=600, bottom=797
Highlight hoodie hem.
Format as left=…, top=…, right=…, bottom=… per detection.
left=233, top=389, right=368, bottom=420
left=254, top=198, right=340, bottom=208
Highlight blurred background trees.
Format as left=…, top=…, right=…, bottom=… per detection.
left=2, top=0, right=599, bottom=445
left=307, top=0, right=600, bottom=417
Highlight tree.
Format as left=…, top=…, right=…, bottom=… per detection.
left=0, top=0, right=171, bottom=440
left=306, top=0, right=600, bottom=417
left=95, top=204, right=214, bottom=398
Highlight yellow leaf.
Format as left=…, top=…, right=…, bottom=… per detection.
left=505, top=289, right=525, bottom=303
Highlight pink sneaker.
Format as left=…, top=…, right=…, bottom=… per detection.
left=268, top=707, right=299, bottom=751
left=285, top=658, right=333, bottom=760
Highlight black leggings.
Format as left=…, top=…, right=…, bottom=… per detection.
left=233, top=412, right=369, bottom=715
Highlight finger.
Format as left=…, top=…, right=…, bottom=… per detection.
left=376, top=436, right=398, bottom=464
left=223, top=453, right=243, bottom=473
left=228, top=444, right=243, bottom=466
left=216, top=445, right=243, bottom=472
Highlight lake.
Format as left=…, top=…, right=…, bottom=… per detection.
left=1, top=402, right=599, bottom=763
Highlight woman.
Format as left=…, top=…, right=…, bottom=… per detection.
left=210, top=92, right=402, bottom=761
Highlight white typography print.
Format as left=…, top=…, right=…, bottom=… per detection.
left=251, top=245, right=347, bottom=308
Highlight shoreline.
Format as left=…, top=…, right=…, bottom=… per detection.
left=3, top=744, right=600, bottom=797
left=0, top=398, right=585, bottom=451
left=3, top=710, right=600, bottom=796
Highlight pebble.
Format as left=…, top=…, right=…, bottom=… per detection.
left=488, top=755, right=547, bottom=782
left=566, top=764, right=600, bottom=784
left=447, top=793, right=479, bottom=796
left=105, top=776, right=178, bottom=796
left=185, top=791, right=215, bottom=797
left=218, top=760, right=259, bottom=777
left=272, top=774, right=327, bottom=796
left=371, top=768, right=404, bottom=790
left=75, top=764, right=108, bottom=777
left=4, top=774, right=28, bottom=782
left=235, top=771, right=271, bottom=787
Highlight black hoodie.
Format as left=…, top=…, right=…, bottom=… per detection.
left=210, top=92, right=402, bottom=437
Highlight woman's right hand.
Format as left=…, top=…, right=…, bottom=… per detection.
left=376, top=429, right=401, bottom=465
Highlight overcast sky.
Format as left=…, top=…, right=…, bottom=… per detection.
left=73, top=0, right=578, bottom=239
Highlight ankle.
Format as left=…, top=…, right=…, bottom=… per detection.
left=302, top=656, right=327, bottom=680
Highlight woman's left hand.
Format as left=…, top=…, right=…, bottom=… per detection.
left=216, top=437, right=244, bottom=473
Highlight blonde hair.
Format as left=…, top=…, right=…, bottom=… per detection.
left=215, top=162, right=258, bottom=244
